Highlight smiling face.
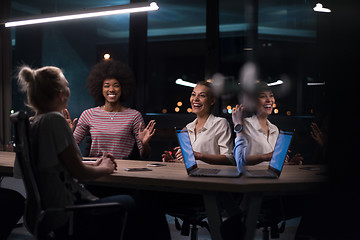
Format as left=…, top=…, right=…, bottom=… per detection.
left=256, top=90, right=275, bottom=117
left=102, top=78, right=121, bottom=104
left=190, top=84, right=215, bottom=117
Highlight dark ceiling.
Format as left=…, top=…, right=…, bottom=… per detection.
left=10, top=0, right=317, bottom=40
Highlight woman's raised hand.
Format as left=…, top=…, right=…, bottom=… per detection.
left=61, top=108, right=77, bottom=131
left=232, top=104, right=245, bottom=125
left=139, top=120, right=156, bottom=145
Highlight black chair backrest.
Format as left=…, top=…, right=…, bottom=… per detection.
left=83, top=131, right=92, bottom=157
left=10, top=110, right=43, bottom=236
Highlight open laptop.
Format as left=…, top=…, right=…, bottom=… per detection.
left=245, top=130, right=294, bottom=178
left=176, top=128, right=241, bottom=177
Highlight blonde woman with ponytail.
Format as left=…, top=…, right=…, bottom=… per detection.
left=18, top=66, right=70, bottom=114
left=16, top=65, right=170, bottom=240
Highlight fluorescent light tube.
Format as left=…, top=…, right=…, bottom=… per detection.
left=175, top=79, right=196, bottom=88
left=307, top=82, right=325, bottom=86
left=4, top=2, right=159, bottom=27
left=267, top=80, right=283, bottom=86
left=313, top=3, right=331, bottom=13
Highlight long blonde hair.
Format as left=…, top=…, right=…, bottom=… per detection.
left=17, top=66, right=65, bottom=113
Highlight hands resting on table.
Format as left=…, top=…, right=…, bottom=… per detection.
left=84, top=152, right=118, bottom=173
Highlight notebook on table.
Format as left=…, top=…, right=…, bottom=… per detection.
left=175, top=128, right=241, bottom=178
left=245, top=130, right=294, bottom=178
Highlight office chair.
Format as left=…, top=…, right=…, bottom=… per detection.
left=221, top=207, right=287, bottom=240
left=256, top=196, right=300, bottom=240
left=257, top=210, right=286, bottom=240
left=83, top=131, right=92, bottom=157
left=170, top=209, right=209, bottom=240
left=220, top=196, right=295, bottom=240
left=163, top=194, right=209, bottom=240
left=10, top=111, right=128, bottom=240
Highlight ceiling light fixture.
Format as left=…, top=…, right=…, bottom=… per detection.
left=175, top=78, right=196, bottom=88
left=3, top=2, right=159, bottom=27
left=307, top=82, right=326, bottom=86
left=267, top=80, right=283, bottom=86
left=313, top=3, right=331, bottom=13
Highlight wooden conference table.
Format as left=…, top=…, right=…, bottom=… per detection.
left=0, top=151, right=327, bottom=240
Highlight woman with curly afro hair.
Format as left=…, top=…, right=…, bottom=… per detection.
left=65, top=60, right=155, bottom=159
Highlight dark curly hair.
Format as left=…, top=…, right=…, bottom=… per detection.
left=87, top=60, right=135, bottom=104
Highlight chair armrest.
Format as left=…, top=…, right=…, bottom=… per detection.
left=39, top=202, right=128, bottom=238
left=42, top=201, right=127, bottom=214
left=64, top=202, right=125, bottom=211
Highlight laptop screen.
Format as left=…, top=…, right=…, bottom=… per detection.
left=176, top=129, right=197, bottom=172
left=269, top=131, right=294, bottom=173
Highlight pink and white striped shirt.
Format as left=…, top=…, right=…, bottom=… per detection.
left=73, top=107, right=144, bottom=159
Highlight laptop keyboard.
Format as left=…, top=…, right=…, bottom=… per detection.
left=193, top=168, right=221, bottom=175
left=246, top=170, right=277, bottom=177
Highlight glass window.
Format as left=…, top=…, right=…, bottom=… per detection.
left=9, top=0, right=323, bottom=119
left=218, top=0, right=321, bottom=117
left=11, top=0, right=130, bottom=120
left=146, top=0, right=206, bottom=114
left=148, top=0, right=206, bottom=41
left=258, top=0, right=316, bottom=40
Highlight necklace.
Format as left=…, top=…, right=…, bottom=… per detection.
left=103, top=106, right=119, bottom=120
left=106, top=111, right=118, bottom=120
left=103, top=105, right=122, bottom=120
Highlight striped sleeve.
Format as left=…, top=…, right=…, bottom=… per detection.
left=132, top=111, right=145, bottom=153
left=73, top=109, right=91, bottom=144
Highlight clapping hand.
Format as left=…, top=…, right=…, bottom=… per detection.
left=232, top=104, right=245, bottom=126
left=139, top=120, right=156, bottom=145
left=310, top=122, right=326, bottom=148
left=285, top=151, right=303, bottom=165
left=61, top=109, right=77, bottom=131
left=162, top=150, right=174, bottom=162
left=162, top=146, right=183, bottom=163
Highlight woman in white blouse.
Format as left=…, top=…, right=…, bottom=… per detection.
left=242, top=81, right=279, bottom=165
left=234, top=81, right=302, bottom=166
left=162, top=81, right=235, bottom=165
